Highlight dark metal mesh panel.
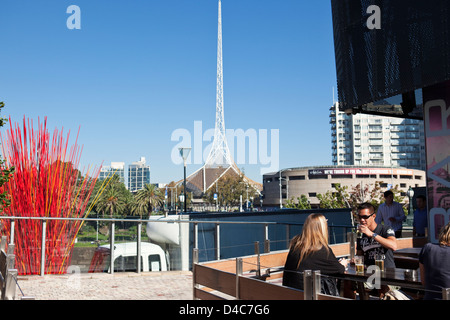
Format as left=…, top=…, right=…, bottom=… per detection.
left=332, top=0, right=450, bottom=118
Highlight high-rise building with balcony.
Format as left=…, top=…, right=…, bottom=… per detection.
left=99, top=162, right=125, bottom=183
left=330, top=102, right=426, bottom=170
left=128, top=157, right=150, bottom=193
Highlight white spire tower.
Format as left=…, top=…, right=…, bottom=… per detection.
left=205, top=0, right=233, bottom=167
left=181, top=0, right=262, bottom=195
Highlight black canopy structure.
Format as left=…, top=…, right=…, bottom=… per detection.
left=331, top=0, right=450, bottom=119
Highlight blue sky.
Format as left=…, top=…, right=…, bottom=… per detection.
left=0, top=0, right=337, bottom=184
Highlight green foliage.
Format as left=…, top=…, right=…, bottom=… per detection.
left=131, top=183, right=163, bottom=218
left=160, top=180, right=193, bottom=211
left=315, top=181, right=409, bottom=220
left=317, top=183, right=351, bottom=209
left=203, top=173, right=259, bottom=208
left=88, top=174, right=167, bottom=218
left=93, top=175, right=131, bottom=218
left=0, top=102, right=8, bottom=128
left=0, top=102, right=15, bottom=212
left=285, top=195, right=311, bottom=209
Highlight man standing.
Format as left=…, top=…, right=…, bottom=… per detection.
left=357, top=202, right=398, bottom=268
left=413, top=195, right=428, bottom=237
left=375, top=190, right=406, bottom=238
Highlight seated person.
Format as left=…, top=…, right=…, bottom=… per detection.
left=354, top=202, right=398, bottom=298
left=356, top=202, right=397, bottom=268
left=283, top=213, right=348, bottom=296
left=419, top=221, right=450, bottom=300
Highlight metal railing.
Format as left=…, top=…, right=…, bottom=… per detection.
left=0, top=236, right=34, bottom=300
left=0, top=215, right=352, bottom=276
left=193, top=247, right=450, bottom=301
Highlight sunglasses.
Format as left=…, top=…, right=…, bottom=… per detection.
left=358, top=212, right=375, bottom=220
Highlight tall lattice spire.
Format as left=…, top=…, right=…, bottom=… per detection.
left=181, top=0, right=262, bottom=195
left=205, top=0, right=233, bottom=167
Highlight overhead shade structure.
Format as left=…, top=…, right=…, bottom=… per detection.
left=331, top=0, right=450, bottom=246
left=331, top=0, right=450, bottom=119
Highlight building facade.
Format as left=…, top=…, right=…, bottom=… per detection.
left=99, top=162, right=125, bottom=183
left=262, top=166, right=426, bottom=208
left=128, top=157, right=150, bottom=193
left=330, top=102, right=426, bottom=170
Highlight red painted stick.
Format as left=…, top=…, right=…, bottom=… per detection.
left=0, top=117, right=100, bottom=275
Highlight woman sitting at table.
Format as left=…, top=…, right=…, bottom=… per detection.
left=282, top=213, right=348, bottom=296
left=419, top=221, right=450, bottom=300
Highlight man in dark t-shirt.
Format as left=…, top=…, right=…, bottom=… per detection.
left=357, top=223, right=397, bottom=268
left=356, top=203, right=398, bottom=268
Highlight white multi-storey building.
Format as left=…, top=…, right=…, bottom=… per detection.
left=99, top=162, right=125, bottom=184
left=128, top=157, right=150, bottom=193
left=330, top=102, right=426, bottom=170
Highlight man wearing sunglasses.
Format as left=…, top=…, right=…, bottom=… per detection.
left=356, top=202, right=398, bottom=268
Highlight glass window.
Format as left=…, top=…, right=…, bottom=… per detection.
left=289, top=175, right=305, bottom=180
left=114, top=255, right=143, bottom=272
left=309, top=175, right=328, bottom=180
left=149, top=254, right=161, bottom=271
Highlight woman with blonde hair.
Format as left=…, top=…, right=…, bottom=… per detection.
left=419, top=221, right=450, bottom=300
left=282, top=213, right=348, bottom=295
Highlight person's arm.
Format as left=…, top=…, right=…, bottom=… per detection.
left=360, top=225, right=397, bottom=251
left=319, top=247, right=346, bottom=274
left=373, top=234, right=397, bottom=251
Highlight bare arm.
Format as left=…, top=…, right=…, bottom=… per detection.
left=360, top=224, right=397, bottom=251
left=373, top=235, right=397, bottom=251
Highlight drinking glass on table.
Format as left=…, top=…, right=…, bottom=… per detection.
left=375, top=254, right=385, bottom=271
left=354, top=255, right=364, bottom=274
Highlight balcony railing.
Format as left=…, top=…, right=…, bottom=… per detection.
left=0, top=215, right=353, bottom=276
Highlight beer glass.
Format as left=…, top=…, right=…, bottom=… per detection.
left=375, top=254, right=385, bottom=271
left=355, top=255, right=364, bottom=274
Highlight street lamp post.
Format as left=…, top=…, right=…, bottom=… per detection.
left=279, top=170, right=288, bottom=209
left=179, top=147, right=191, bottom=214
left=407, top=186, right=415, bottom=217
left=179, top=193, right=185, bottom=213
left=279, top=170, right=283, bottom=209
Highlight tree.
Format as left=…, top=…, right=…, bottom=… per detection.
left=348, top=181, right=407, bottom=213
left=0, top=102, right=15, bottom=212
left=315, top=181, right=408, bottom=222
left=162, top=181, right=192, bottom=212
left=285, top=195, right=312, bottom=210
left=96, top=187, right=126, bottom=218
left=203, top=173, right=259, bottom=209
left=94, top=175, right=129, bottom=218
left=132, top=184, right=163, bottom=218
left=317, top=183, right=351, bottom=209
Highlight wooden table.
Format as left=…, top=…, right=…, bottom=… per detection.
left=343, top=265, right=424, bottom=299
